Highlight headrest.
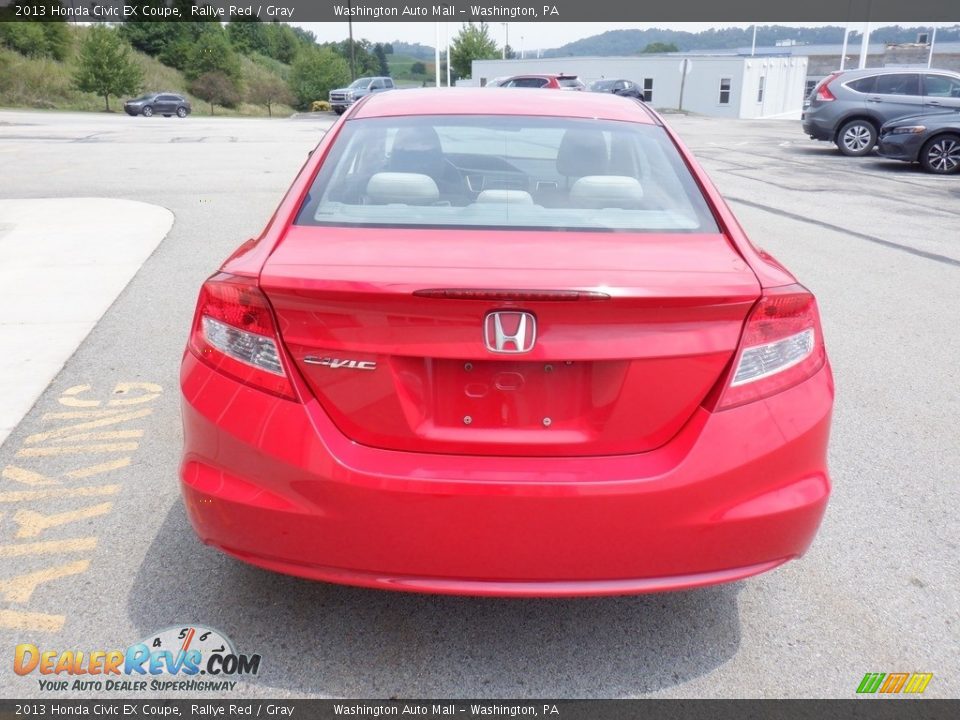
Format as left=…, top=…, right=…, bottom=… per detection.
left=366, top=172, right=439, bottom=205
left=475, top=189, right=534, bottom=205
left=556, top=129, right=609, bottom=177
left=569, top=175, right=645, bottom=209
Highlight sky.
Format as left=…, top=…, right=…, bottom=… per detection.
left=294, top=21, right=959, bottom=53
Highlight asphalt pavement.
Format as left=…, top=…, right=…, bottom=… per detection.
left=0, top=108, right=957, bottom=699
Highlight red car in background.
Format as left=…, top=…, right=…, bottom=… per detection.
left=180, top=88, right=833, bottom=597
left=498, top=74, right=586, bottom=90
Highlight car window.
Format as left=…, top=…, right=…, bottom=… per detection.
left=874, top=73, right=921, bottom=96
left=384, top=79, right=394, bottom=88
left=558, top=78, right=583, bottom=89
left=296, top=115, right=719, bottom=233
left=846, top=76, right=877, bottom=94
left=590, top=80, right=617, bottom=91
left=924, top=74, right=960, bottom=97
left=371, top=79, right=385, bottom=90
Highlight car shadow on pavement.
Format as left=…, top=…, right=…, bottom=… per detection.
left=128, top=503, right=743, bottom=698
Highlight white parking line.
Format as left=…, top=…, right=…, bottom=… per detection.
left=0, top=199, right=173, bottom=446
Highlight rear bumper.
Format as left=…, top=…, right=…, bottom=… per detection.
left=179, top=352, right=833, bottom=596
left=801, top=115, right=834, bottom=142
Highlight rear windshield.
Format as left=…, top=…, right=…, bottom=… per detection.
left=295, top=115, right=718, bottom=233
left=558, top=78, right=584, bottom=88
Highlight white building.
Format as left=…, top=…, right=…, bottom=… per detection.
left=470, top=54, right=810, bottom=119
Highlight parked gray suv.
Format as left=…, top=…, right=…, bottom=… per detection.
left=802, top=68, right=960, bottom=156
left=328, top=77, right=395, bottom=115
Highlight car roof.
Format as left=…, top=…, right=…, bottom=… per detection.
left=839, top=67, right=960, bottom=78
left=508, top=74, right=577, bottom=79
left=351, top=88, right=655, bottom=123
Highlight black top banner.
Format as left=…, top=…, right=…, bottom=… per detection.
left=0, top=0, right=958, bottom=23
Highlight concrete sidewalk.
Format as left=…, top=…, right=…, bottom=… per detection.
left=0, top=198, right=174, bottom=446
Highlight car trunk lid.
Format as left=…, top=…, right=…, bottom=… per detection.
left=260, top=226, right=759, bottom=456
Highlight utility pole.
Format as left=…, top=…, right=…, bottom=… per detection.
left=347, top=0, right=356, bottom=80
left=928, top=26, right=937, bottom=68
left=502, top=23, right=509, bottom=59
left=678, top=58, right=689, bottom=112
left=435, top=23, right=441, bottom=88
left=751, top=24, right=757, bottom=56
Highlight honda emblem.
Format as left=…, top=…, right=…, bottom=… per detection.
left=484, top=311, right=536, bottom=353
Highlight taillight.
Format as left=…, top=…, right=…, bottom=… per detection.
left=188, top=273, right=297, bottom=400
left=711, top=284, right=826, bottom=411
left=815, top=74, right=840, bottom=102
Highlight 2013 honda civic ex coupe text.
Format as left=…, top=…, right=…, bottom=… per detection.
left=179, top=89, right=833, bottom=597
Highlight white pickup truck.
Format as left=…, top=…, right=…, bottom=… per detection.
left=329, top=77, right=396, bottom=114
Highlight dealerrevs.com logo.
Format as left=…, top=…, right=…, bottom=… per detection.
left=14, top=625, right=261, bottom=692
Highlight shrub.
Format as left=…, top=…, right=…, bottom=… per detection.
left=289, top=47, right=349, bottom=111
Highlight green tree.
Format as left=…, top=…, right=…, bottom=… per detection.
left=227, top=16, right=269, bottom=55
left=190, top=71, right=242, bottom=115
left=326, top=39, right=379, bottom=77
left=0, top=22, right=48, bottom=57
left=410, top=61, right=427, bottom=76
left=289, top=46, right=349, bottom=111
left=245, top=68, right=294, bottom=117
left=641, top=41, right=679, bottom=53
left=373, top=43, right=389, bottom=76
left=184, top=28, right=241, bottom=82
left=120, top=2, right=183, bottom=57
left=264, top=23, right=302, bottom=64
left=450, top=22, right=499, bottom=79
left=73, top=26, right=143, bottom=112
left=0, top=17, right=69, bottom=60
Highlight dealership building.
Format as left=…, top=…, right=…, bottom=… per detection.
left=470, top=54, right=810, bottom=119
left=468, top=39, right=960, bottom=120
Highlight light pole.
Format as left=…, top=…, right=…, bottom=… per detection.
left=839, top=25, right=851, bottom=70
left=502, top=23, right=509, bottom=59
left=446, top=23, right=452, bottom=86
left=435, top=23, right=441, bottom=88
left=520, top=36, right=524, bottom=60
left=347, top=0, right=356, bottom=80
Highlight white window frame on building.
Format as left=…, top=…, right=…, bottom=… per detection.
left=719, top=78, right=732, bottom=105
left=642, top=78, right=654, bottom=103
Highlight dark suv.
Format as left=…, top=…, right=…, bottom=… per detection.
left=589, top=79, right=646, bottom=100
left=802, top=68, right=960, bottom=156
left=124, top=93, right=191, bottom=118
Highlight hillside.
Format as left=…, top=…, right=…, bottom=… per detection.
left=0, top=25, right=295, bottom=116
left=543, top=24, right=960, bottom=57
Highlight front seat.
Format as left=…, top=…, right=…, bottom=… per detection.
left=556, top=129, right=609, bottom=186
left=389, top=126, right=462, bottom=199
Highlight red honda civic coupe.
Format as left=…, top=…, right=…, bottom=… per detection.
left=180, top=89, right=833, bottom=597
